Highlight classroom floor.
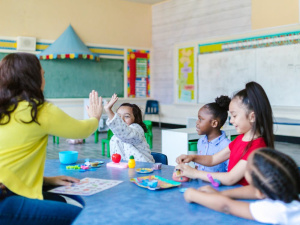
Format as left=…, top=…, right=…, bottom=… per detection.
left=46, top=127, right=300, bottom=166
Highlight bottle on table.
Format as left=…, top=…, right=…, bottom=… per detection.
left=128, top=155, right=136, bottom=168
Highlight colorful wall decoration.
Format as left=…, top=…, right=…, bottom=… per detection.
left=127, top=49, right=150, bottom=98
left=0, top=39, right=17, bottom=50
left=199, top=30, right=300, bottom=55
left=177, top=47, right=195, bottom=103
left=0, top=39, right=124, bottom=57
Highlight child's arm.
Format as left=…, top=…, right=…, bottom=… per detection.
left=184, top=188, right=254, bottom=220
left=221, top=185, right=260, bottom=199
left=107, top=114, right=145, bottom=145
left=104, top=94, right=118, bottom=120
left=176, top=159, right=247, bottom=185
left=198, top=185, right=260, bottom=200
left=176, top=146, right=230, bottom=166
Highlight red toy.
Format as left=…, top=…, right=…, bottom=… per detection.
left=112, top=153, right=121, bottom=163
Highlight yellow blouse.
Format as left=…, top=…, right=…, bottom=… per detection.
left=0, top=101, right=98, bottom=200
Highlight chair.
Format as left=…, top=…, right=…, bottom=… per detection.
left=94, top=130, right=99, bottom=143
left=101, top=129, right=114, bottom=157
left=144, top=100, right=161, bottom=128
left=151, top=152, right=168, bottom=165
left=53, top=136, right=85, bottom=144
left=188, top=140, right=198, bottom=152
left=230, top=135, right=238, bottom=141
left=143, top=120, right=153, bottom=149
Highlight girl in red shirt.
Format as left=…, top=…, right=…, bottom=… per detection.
left=176, top=81, right=274, bottom=186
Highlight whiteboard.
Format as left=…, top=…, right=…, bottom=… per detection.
left=198, top=49, right=256, bottom=103
left=198, top=44, right=300, bottom=106
left=256, top=44, right=300, bottom=106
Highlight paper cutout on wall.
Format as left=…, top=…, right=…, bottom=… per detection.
left=38, top=25, right=99, bottom=61
left=177, top=47, right=195, bottom=102
left=127, top=49, right=150, bottom=98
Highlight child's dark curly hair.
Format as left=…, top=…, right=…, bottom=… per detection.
left=204, top=95, right=231, bottom=128
left=118, top=103, right=147, bottom=132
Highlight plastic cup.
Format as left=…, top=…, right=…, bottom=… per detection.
left=59, top=151, right=78, bottom=164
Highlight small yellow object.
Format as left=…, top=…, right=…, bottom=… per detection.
left=128, top=155, right=136, bottom=168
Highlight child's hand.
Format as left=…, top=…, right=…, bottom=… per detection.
left=86, top=90, right=103, bottom=121
left=184, top=188, right=198, bottom=203
left=198, top=185, right=219, bottom=194
left=104, top=93, right=118, bottom=113
left=175, top=164, right=198, bottom=179
left=43, top=176, right=80, bottom=186
left=176, top=154, right=193, bottom=164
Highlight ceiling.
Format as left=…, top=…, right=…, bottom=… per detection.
left=122, top=0, right=167, bottom=5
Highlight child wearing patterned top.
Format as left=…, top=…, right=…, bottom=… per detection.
left=176, top=81, right=274, bottom=186
left=184, top=148, right=300, bottom=225
left=104, top=94, right=154, bottom=163
left=194, top=95, right=231, bottom=172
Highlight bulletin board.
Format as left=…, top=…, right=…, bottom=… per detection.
left=197, top=30, right=300, bottom=106
left=0, top=53, right=124, bottom=98
left=127, top=49, right=150, bottom=98
left=175, top=46, right=197, bottom=103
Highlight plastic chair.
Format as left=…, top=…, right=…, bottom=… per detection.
left=53, top=136, right=85, bottom=144
left=151, top=152, right=168, bottom=165
left=188, top=141, right=198, bottom=152
left=94, top=130, right=99, bottom=143
left=230, top=135, right=238, bottom=141
left=143, top=120, right=153, bottom=149
left=144, top=100, right=161, bottom=128
left=101, top=129, right=114, bottom=157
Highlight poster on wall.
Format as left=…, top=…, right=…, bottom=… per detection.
left=176, top=47, right=196, bottom=103
left=127, top=49, right=150, bottom=98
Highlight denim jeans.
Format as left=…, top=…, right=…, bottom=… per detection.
left=0, top=191, right=82, bottom=225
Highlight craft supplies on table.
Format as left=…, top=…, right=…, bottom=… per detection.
left=130, top=175, right=181, bottom=190
left=48, top=177, right=123, bottom=196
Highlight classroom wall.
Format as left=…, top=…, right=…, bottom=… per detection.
left=151, top=0, right=300, bottom=125
left=151, top=0, right=252, bottom=104
left=0, top=0, right=152, bottom=48
left=252, top=0, right=299, bottom=30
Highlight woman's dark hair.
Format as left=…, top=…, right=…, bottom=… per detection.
left=250, top=148, right=300, bottom=203
left=118, top=103, right=147, bottom=132
left=204, top=95, right=231, bottom=128
left=233, top=81, right=274, bottom=150
left=0, top=53, right=44, bottom=125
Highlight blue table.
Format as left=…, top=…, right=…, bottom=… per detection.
left=44, top=159, right=266, bottom=225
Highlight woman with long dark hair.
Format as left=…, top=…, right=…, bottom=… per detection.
left=0, top=53, right=103, bottom=224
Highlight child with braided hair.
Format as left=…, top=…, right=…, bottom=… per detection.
left=184, top=148, right=300, bottom=225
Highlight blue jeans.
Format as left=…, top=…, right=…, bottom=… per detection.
left=0, top=191, right=82, bottom=225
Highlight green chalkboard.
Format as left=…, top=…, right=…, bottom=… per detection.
left=0, top=53, right=124, bottom=98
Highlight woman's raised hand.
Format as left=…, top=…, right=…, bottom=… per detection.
left=86, top=90, right=103, bottom=121
left=104, top=93, right=118, bottom=113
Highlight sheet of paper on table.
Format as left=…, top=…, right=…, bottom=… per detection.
left=48, top=177, right=123, bottom=196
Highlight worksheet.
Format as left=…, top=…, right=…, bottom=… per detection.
left=48, top=177, right=123, bottom=196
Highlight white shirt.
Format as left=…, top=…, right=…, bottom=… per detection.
left=249, top=198, right=300, bottom=225
left=107, top=114, right=154, bottom=163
